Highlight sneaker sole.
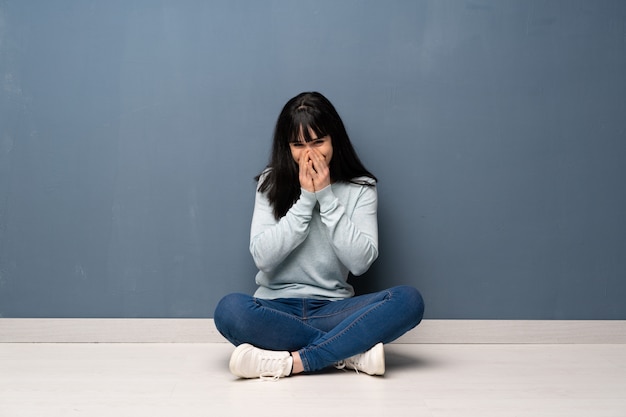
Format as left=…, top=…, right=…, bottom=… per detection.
left=229, top=343, right=253, bottom=377
left=370, top=342, right=385, bottom=376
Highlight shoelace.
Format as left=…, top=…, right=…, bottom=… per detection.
left=258, top=357, right=289, bottom=381
left=334, top=359, right=360, bottom=374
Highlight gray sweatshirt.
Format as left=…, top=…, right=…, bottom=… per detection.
left=250, top=177, right=378, bottom=300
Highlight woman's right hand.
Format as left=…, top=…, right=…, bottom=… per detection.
left=298, top=150, right=315, bottom=193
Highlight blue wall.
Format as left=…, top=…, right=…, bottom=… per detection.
left=1, top=0, right=625, bottom=319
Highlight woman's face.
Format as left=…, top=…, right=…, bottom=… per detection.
left=289, top=128, right=333, bottom=165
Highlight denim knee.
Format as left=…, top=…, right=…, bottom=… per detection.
left=391, top=285, right=425, bottom=328
left=213, top=293, right=251, bottom=343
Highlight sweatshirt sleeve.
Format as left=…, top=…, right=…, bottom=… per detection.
left=249, top=187, right=317, bottom=273
left=315, top=183, right=379, bottom=276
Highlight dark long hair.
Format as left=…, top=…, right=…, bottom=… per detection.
left=256, top=92, right=377, bottom=220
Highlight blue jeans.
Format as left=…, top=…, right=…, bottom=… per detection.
left=214, top=285, right=424, bottom=372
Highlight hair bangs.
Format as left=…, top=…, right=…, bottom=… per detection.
left=288, top=107, right=329, bottom=143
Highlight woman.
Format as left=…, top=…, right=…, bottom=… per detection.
left=214, top=92, right=424, bottom=380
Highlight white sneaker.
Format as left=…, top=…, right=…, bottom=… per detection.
left=229, top=344, right=293, bottom=380
left=336, top=343, right=385, bottom=376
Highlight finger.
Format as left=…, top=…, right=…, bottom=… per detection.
left=307, top=150, right=320, bottom=171
left=306, top=159, right=317, bottom=177
left=299, top=150, right=308, bottom=167
left=312, top=157, right=328, bottom=179
left=299, top=152, right=311, bottom=177
left=301, top=154, right=316, bottom=189
left=311, top=148, right=327, bottom=167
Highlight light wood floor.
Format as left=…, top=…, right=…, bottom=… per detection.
left=1, top=342, right=625, bottom=416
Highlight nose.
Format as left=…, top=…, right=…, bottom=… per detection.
left=292, top=143, right=316, bottom=153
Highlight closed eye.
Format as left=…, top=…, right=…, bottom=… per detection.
left=290, top=136, right=328, bottom=147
